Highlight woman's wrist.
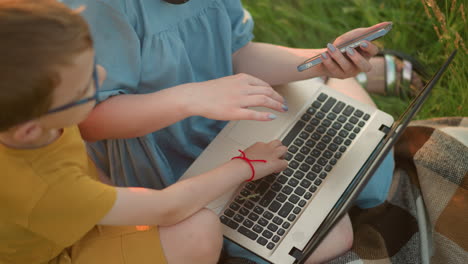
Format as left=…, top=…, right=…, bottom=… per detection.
left=228, top=158, right=253, bottom=182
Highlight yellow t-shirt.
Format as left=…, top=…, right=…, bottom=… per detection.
left=0, top=126, right=117, bottom=264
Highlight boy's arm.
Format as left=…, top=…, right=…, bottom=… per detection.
left=98, top=140, right=288, bottom=227
left=98, top=159, right=250, bottom=226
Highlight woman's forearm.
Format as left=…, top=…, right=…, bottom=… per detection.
left=79, top=84, right=193, bottom=141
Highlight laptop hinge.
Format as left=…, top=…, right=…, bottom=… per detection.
left=379, top=124, right=391, bottom=135
left=289, top=247, right=303, bottom=262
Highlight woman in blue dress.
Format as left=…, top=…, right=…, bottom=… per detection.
left=63, top=0, right=394, bottom=263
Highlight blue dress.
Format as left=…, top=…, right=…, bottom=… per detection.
left=64, top=0, right=394, bottom=262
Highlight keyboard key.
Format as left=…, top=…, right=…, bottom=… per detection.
left=234, top=214, right=244, bottom=223
left=307, top=107, right=316, bottom=115
left=257, top=237, right=267, bottom=245
left=332, top=101, right=346, bottom=114
left=311, top=132, right=321, bottom=141
left=277, top=228, right=286, bottom=236
left=323, top=150, right=333, bottom=159
left=293, top=171, right=305, bottom=179
left=253, top=224, right=264, bottom=234
left=316, top=112, right=325, bottom=119
left=363, top=114, right=370, bottom=120
left=321, top=97, right=337, bottom=113
left=268, top=201, right=282, bottom=212
left=339, top=146, right=347, bottom=153
left=332, top=122, right=342, bottom=130
left=263, top=211, right=274, bottom=220
left=354, top=110, right=364, bottom=117
left=327, top=112, right=337, bottom=120
left=339, top=130, right=349, bottom=138
left=299, top=164, right=310, bottom=172
left=288, top=194, right=300, bottom=204
left=294, top=187, right=306, bottom=196
left=306, top=172, right=317, bottom=181
left=239, top=226, right=258, bottom=240
left=239, top=207, right=249, bottom=216
left=288, top=214, right=296, bottom=222
left=299, top=200, right=307, bottom=207
left=358, top=121, right=365, bottom=127
left=305, top=139, right=316, bottom=148
left=305, top=125, right=314, bottom=132
left=282, top=121, right=306, bottom=146
left=317, top=93, right=328, bottom=102
left=318, top=157, right=327, bottom=166
left=287, top=178, right=299, bottom=187
left=300, top=179, right=312, bottom=188
left=290, top=161, right=299, bottom=169
left=330, top=158, right=337, bottom=165
left=304, top=192, right=312, bottom=200
left=349, top=133, right=356, bottom=139
left=343, top=106, right=354, bottom=116
left=267, top=242, right=275, bottom=250
left=277, top=175, right=288, bottom=184
left=344, top=139, right=352, bottom=146
left=322, top=119, right=332, bottom=127
left=325, top=165, right=333, bottom=172
left=230, top=203, right=240, bottom=211
left=289, top=145, right=298, bottom=153
left=328, top=143, right=338, bottom=151
left=344, top=123, right=354, bottom=131
left=221, top=217, right=240, bottom=230
left=273, top=216, right=283, bottom=225
left=294, top=153, right=305, bottom=162
left=283, top=168, right=293, bottom=176
left=293, top=207, right=301, bottom=215
left=268, top=223, right=279, bottom=232
left=282, top=222, right=291, bottom=229
left=305, top=156, right=316, bottom=165
left=263, top=230, right=273, bottom=239
left=299, top=132, right=309, bottom=140
left=284, top=152, right=293, bottom=161
left=353, top=127, right=361, bottom=133
left=224, top=209, right=235, bottom=217
left=281, top=186, right=293, bottom=195
left=312, top=101, right=321, bottom=108
left=349, top=116, right=358, bottom=124
left=301, top=113, right=312, bottom=122
left=314, top=179, right=322, bottom=186
left=248, top=213, right=259, bottom=221
left=321, top=135, right=332, bottom=143
left=300, top=146, right=311, bottom=155
left=337, top=115, right=347, bottom=123
left=310, top=118, right=320, bottom=126
left=334, top=152, right=342, bottom=159
left=254, top=206, right=264, bottom=215
left=243, top=219, right=254, bottom=228
left=272, top=235, right=280, bottom=242
left=276, top=193, right=287, bottom=203
left=319, top=172, right=327, bottom=179
left=309, top=185, right=317, bottom=193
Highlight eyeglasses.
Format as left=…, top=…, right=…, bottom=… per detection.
left=163, top=0, right=190, bottom=5
left=46, top=61, right=100, bottom=114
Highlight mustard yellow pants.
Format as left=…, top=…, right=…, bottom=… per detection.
left=70, top=225, right=167, bottom=264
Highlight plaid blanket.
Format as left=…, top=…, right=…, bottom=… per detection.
left=331, top=117, right=468, bottom=264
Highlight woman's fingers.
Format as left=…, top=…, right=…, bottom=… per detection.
left=247, top=86, right=285, bottom=105
left=241, top=95, right=287, bottom=112
left=345, top=47, right=372, bottom=72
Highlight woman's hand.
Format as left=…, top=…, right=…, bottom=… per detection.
left=317, top=22, right=389, bottom=79
left=240, top=139, right=288, bottom=181
left=181, top=73, right=287, bottom=121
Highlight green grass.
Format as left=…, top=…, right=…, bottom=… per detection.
left=243, top=0, right=467, bottom=119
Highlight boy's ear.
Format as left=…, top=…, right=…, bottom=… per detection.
left=12, top=121, right=43, bottom=143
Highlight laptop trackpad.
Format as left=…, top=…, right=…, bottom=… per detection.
left=227, top=109, right=291, bottom=146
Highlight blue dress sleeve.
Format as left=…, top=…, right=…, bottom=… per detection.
left=223, top=0, right=255, bottom=53
left=64, top=0, right=142, bottom=101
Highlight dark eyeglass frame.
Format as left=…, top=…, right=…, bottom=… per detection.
left=163, top=0, right=190, bottom=5
left=46, top=61, right=99, bottom=114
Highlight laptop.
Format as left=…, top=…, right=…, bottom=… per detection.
left=179, top=50, right=457, bottom=264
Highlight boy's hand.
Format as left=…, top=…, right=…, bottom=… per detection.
left=182, top=73, right=287, bottom=121
left=242, top=139, right=288, bottom=181
left=318, top=22, right=387, bottom=79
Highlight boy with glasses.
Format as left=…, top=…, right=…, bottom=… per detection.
left=0, top=1, right=289, bottom=263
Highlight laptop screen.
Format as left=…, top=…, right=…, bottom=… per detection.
left=296, top=50, right=458, bottom=263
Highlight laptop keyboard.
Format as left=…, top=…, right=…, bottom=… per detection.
left=220, top=92, right=370, bottom=251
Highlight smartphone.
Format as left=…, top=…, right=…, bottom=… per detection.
left=297, top=22, right=393, bottom=72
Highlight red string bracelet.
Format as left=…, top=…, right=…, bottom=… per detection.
left=231, top=149, right=267, bottom=182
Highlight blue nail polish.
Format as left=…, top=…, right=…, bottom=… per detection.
left=327, top=43, right=336, bottom=52
left=268, top=114, right=277, bottom=120
left=322, top=52, right=328, bottom=59
left=346, top=47, right=355, bottom=55
left=282, top=104, right=289, bottom=111
left=360, top=42, right=368, bottom=48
